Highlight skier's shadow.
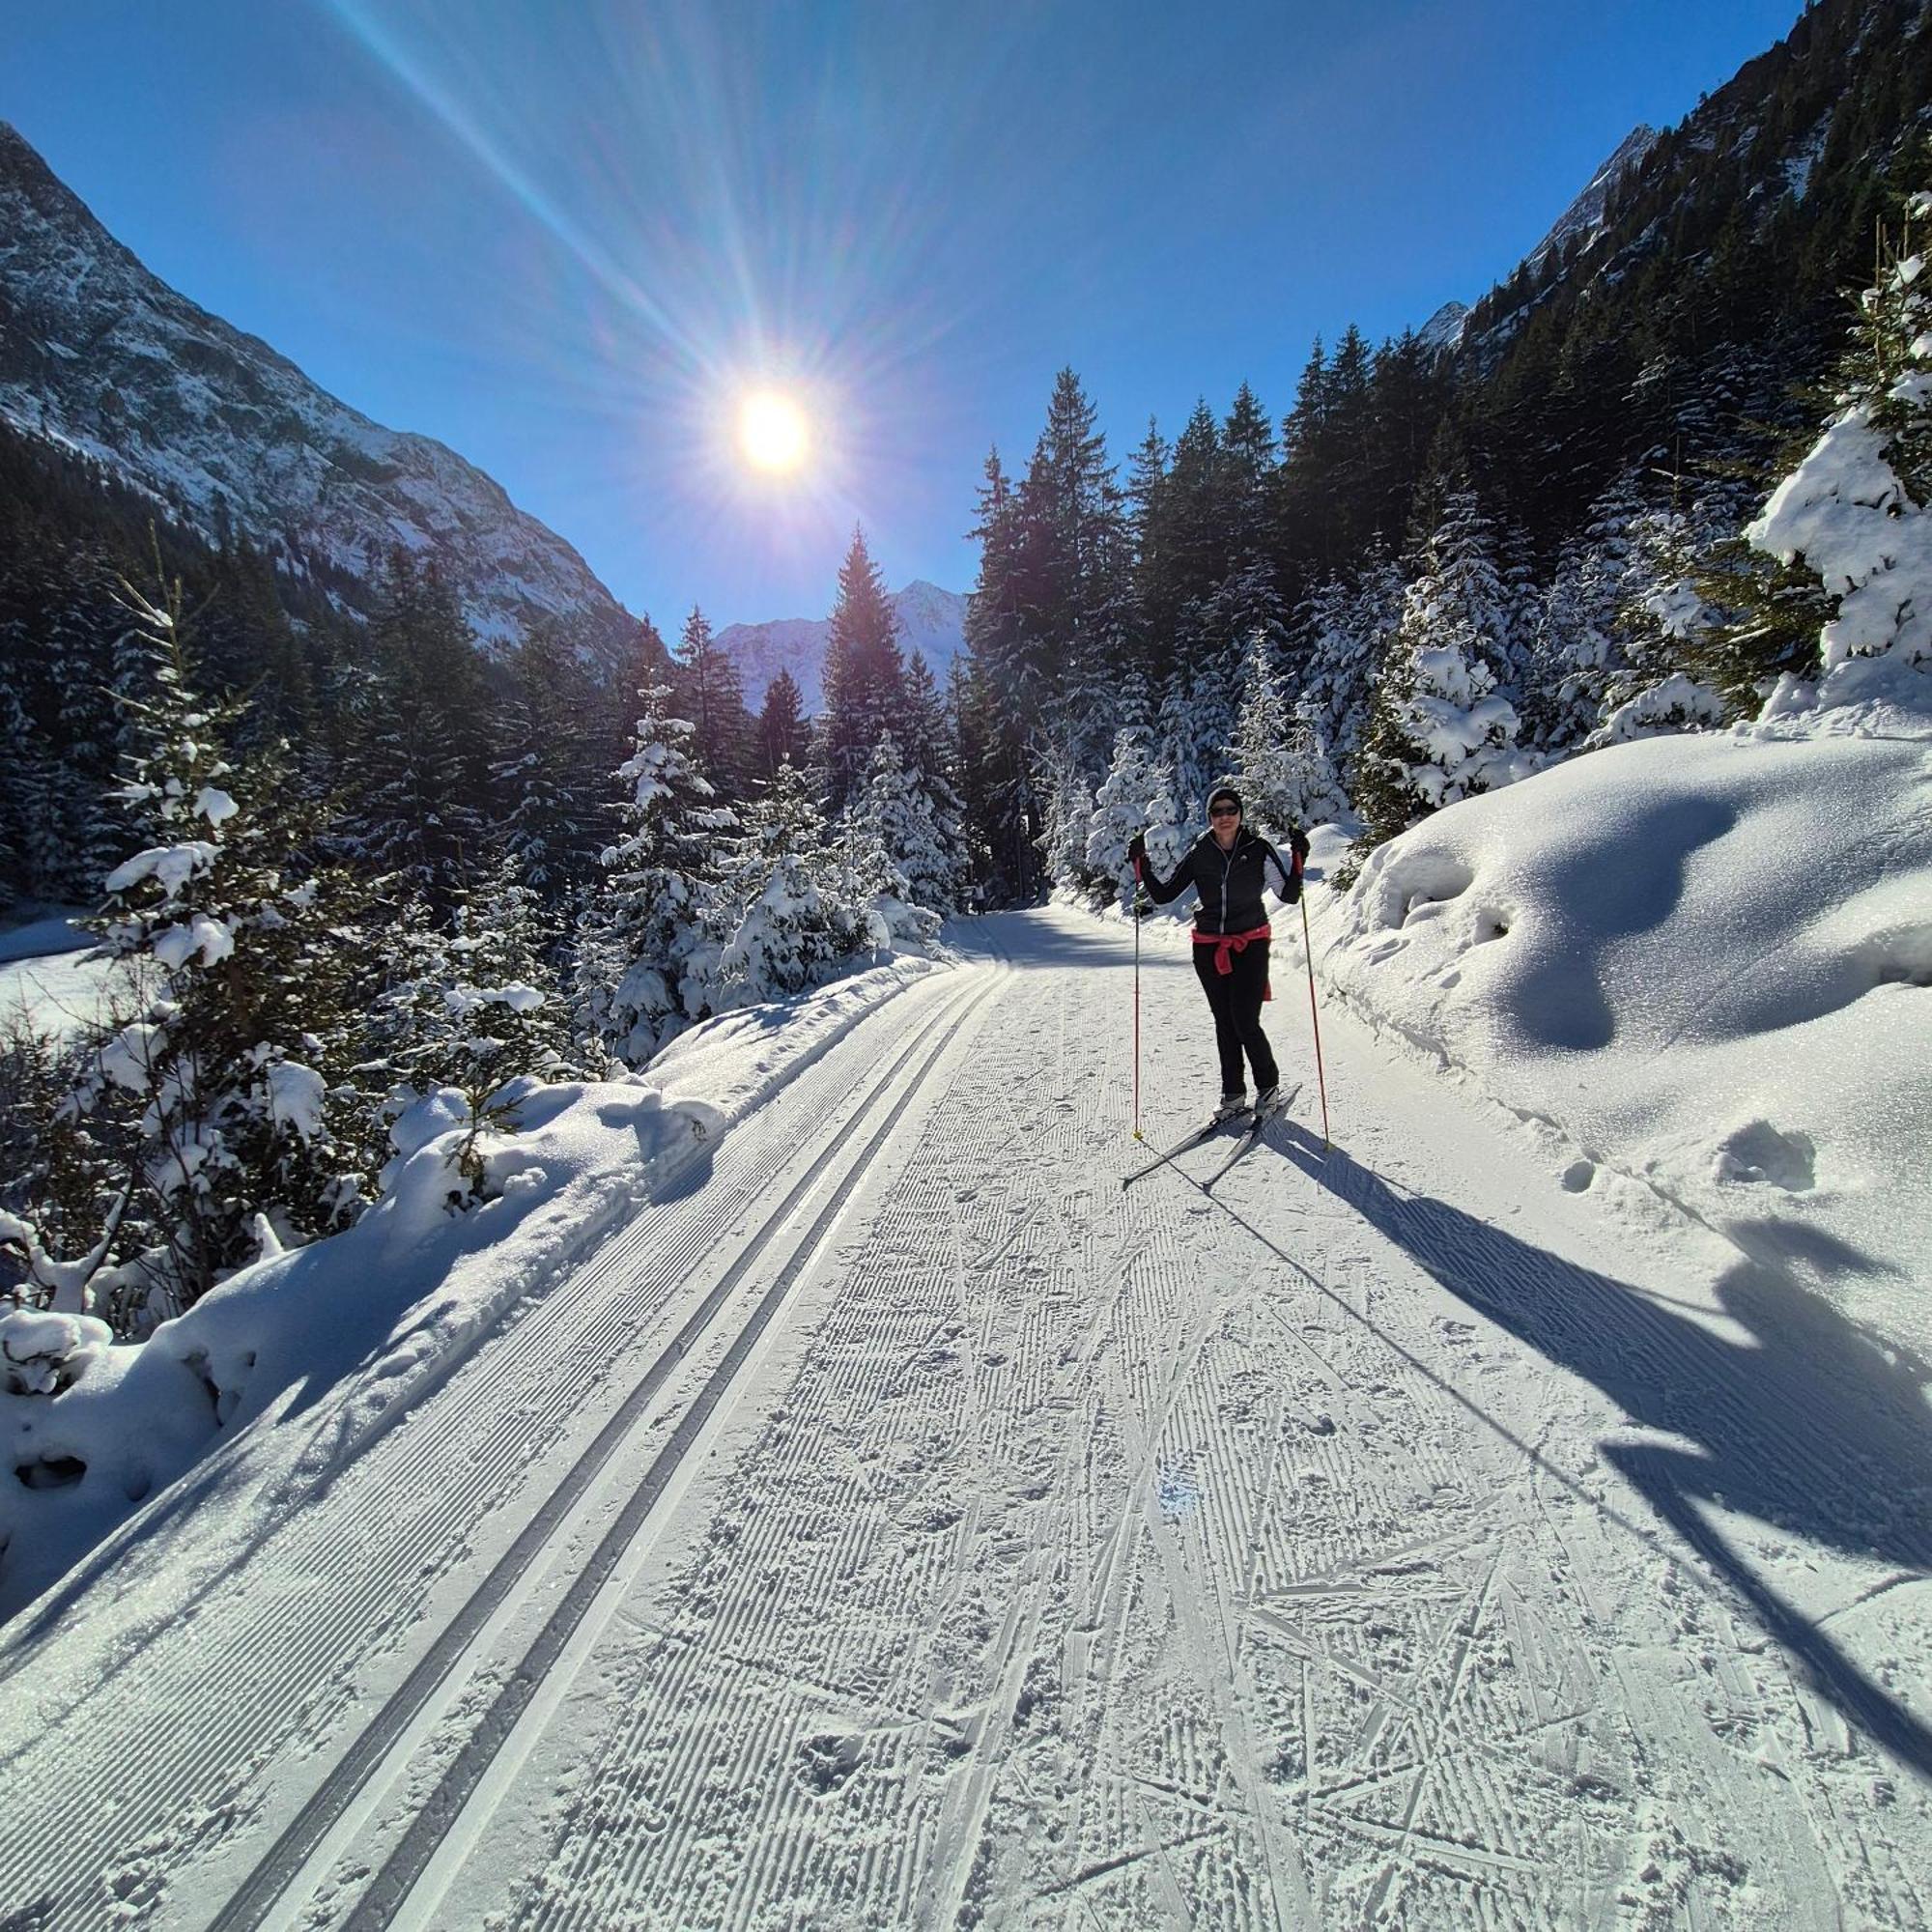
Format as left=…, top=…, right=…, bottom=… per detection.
left=1262, top=1125, right=1932, bottom=1778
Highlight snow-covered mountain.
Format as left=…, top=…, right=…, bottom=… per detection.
left=0, top=123, right=631, bottom=657
left=1412, top=126, right=1656, bottom=355
left=1416, top=299, right=1470, bottom=358
left=1522, top=124, right=1661, bottom=274
left=716, top=580, right=969, bottom=712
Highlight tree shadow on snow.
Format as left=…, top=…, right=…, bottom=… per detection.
left=969, top=908, right=1193, bottom=972
left=1253, top=1124, right=1932, bottom=1779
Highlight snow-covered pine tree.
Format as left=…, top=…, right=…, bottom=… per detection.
left=1285, top=698, right=1348, bottom=825
left=1296, top=554, right=1397, bottom=802
left=1588, top=499, right=1730, bottom=744
left=1, top=576, right=375, bottom=1328
left=851, top=731, right=956, bottom=928
left=1035, top=753, right=1097, bottom=900
left=709, top=759, right=868, bottom=1006
left=1142, top=759, right=1187, bottom=878
left=1085, top=724, right=1161, bottom=911
left=1731, top=185, right=1932, bottom=714
left=1153, top=660, right=1231, bottom=833
left=1348, top=487, right=1528, bottom=869
left=820, top=528, right=906, bottom=810
left=365, top=852, right=573, bottom=1174
left=1230, top=631, right=1302, bottom=835
left=578, top=668, right=732, bottom=1067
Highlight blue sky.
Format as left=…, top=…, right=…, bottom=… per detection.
left=10, top=1, right=1804, bottom=630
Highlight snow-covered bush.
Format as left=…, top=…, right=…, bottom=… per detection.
left=0, top=1304, right=110, bottom=1396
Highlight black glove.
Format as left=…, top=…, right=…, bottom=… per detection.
left=1289, top=825, right=1311, bottom=865
left=1127, top=832, right=1147, bottom=864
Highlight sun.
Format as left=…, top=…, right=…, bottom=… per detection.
left=738, top=389, right=809, bottom=472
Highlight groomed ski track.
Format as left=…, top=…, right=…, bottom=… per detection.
left=2, top=907, right=1927, bottom=1930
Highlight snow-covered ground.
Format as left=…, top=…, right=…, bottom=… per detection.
left=1, top=683, right=1928, bottom=1927
left=0, top=906, right=121, bottom=1046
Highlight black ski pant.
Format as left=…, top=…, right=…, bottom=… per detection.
left=1193, top=938, right=1278, bottom=1096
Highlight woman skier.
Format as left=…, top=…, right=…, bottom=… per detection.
left=1128, top=781, right=1308, bottom=1123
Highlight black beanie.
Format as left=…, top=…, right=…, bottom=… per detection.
left=1207, top=781, right=1243, bottom=813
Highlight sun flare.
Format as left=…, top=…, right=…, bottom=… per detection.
left=738, top=390, right=809, bottom=472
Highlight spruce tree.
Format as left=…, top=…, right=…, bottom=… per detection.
left=490, top=617, right=606, bottom=903
left=1349, top=489, right=1528, bottom=867
left=1716, top=184, right=1932, bottom=708
left=337, top=550, right=492, bottom=915
left=1231, top=632, right=1319, bottom=835
left=2, top=576, right=374, bottom=1326
left=755, top=668, right=808, bottom=780
left=820, top=528, right=906, bottom=809
left=673, top=605, right=753, bottom=792
left=578, top=668, right=733, bottom=1066
left=1085, top=725, right=1161, bottom=911
left=710, top=760, right=867, bottom=1004
left=852, top=731, right=960, bottom=922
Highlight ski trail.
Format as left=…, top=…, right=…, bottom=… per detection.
left=2, top=908, right=1926, bottom=1929
left=0, top=964, right=998, bottom=1931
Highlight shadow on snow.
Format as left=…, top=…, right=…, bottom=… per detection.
left=1232, top=1122, right=1932, bottom=1780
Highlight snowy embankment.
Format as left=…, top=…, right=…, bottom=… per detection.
left=0, top=907, right=121, bottom=1044
left=1314, top=691, right=1932, bottom=1354
left=0, top=955, right=939, bottom=1620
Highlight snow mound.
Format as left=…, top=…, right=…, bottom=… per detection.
left=1322, top=706, right=1932, bottom=1351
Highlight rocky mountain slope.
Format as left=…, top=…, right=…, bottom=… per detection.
left=0, top=122, right=631, bottom=657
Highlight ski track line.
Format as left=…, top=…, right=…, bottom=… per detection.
left=260, top=964, right=1009, bottom=1932
left=0, top=964, right=995, bottom=1932
left=373, top=974, right=1012, bottom=1932
left=481, top=959, right=1147, bottom=1929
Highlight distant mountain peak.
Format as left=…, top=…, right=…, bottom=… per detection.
left=0, top=122, right=631, bottom=659
left=715, top=582, right=969, bottom=713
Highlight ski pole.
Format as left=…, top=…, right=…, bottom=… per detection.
left=1299, top=891, right=1330, bottom=1149
left=1131, top=857, right=1144, bottom=1141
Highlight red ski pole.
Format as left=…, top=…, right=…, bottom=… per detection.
left=1131, top=856, right=1144, bottom=1141
left=1300, top=891, right=1330, bottom=1149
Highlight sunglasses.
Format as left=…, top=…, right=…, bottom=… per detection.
left=1208, top=804, right=1239, bottom=817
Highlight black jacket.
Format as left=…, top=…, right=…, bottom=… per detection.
left=1139, top=828, right=1298, bottom=933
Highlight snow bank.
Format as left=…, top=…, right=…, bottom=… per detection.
left=0, top=907, right=127, bottom=1048
left=0, top=954, right=940, bottom=1620
left=1319, top=704, right=1932, bottom=1352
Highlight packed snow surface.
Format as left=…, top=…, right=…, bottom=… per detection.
left=0, top=718, right=1926, bottom=1927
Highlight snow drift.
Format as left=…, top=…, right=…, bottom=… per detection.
left=1320, top=703, right=1932, bottom=1354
